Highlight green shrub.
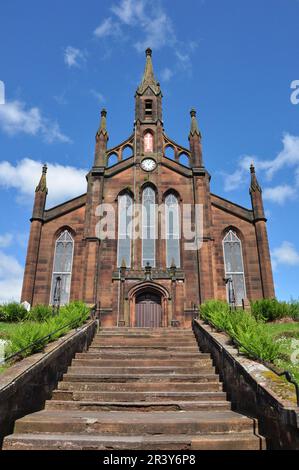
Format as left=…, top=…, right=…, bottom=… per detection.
left=250, top=299, right=288, bottom=322
left=5, top=301, right=90, bottom=361
left=288, top=300, right=299, bottom=321
left=5, top=322, right=49, bottom=358
left=26, top=304, right=53, bottom=322
left=0, top=302, right=28, bottom=322
left=199, top=300, right=280, bottom=363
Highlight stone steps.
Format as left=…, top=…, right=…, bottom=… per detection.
left=52, top=389, right=227, bottom=401
left=45, top=400, right=231, bottom=412
left=57, top=380, right=222, bottom=392
left=13, top=410, right=255, bottom=435
left=3, top=327, right=264, bottom=450
left=2, top=433, right=264, bottom=450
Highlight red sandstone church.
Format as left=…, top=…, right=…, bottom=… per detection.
left=21, top=49, right=275, bottom=328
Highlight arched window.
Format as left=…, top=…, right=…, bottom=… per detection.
left=144, top=132, right=153, bottom=153
left=164, top=145, right=175, bottom=160
left=165, top=194, right=180, bottom=268
left=50, top=230, right=74, bottom=305
left=117, top=193, right=133, bottom=268
left=122, top=145, right=133, bottom=160
left=142, top=187, right=156, bottom=267
left=179, top=153, right=190, bottom=167
left=107, top=153, right=118, bottom=167
left=223, top=230, right=246, bottom=306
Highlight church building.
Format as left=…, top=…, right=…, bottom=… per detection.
left=21, top=49, right=275, bottom=328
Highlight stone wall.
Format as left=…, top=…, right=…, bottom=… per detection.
left=0, top=319, right=97, bottom=447
left=193, top=319, right=299, bottom=450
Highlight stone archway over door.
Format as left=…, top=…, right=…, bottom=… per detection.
left=135, top=292, right=162, bottom=327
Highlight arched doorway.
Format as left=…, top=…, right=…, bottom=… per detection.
left=135, top=291, right=162, bottom=327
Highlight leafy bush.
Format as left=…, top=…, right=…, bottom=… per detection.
left=251, top=299, right=299, bottom=322
left=200, top=300, right=280, bottom=362
left=5, top=301, right=90, bottom=360
left=0, top=302, right=28, bottom=322
left=26, top=304, right=53, bottom=322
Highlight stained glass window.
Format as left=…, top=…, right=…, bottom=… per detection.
left=223, top=230, right=246, bottom=306
left=50, top=230, right=74, bottom=305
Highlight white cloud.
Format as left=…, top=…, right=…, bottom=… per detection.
left=90, top=89, right=106, bottom=103
left=94, top=0, right=194, bottom=75
left=272, top=241, right=299, bottom=270
left=0, top=251, right=23, bottom=303
left=94, top=17, right=121, bottom=38
left=64, top=46, right=86, bottom=68
left=0, top=158, right=87, bottom=207
left=160, top=67, right=173, bottom=82
left=263, top=185, right=297, bottom=205
left=0, top=100, right=71, bottom=143
left=223, top=133, right=299, bottom=205
left=0, top=233, right=13, bottom=248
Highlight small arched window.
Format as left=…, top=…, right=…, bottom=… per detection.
left=165, top=194, right=180, bottom=267
left=179, top=153, right=190, bottom=167
left=117, top=193, right=133, bottom=268
left=144, top=132, right=153, bottom=153
left=164, top=145, right=175, bottom=160
left=223, top=230, right=246, bottom=306
left=107, top=153, right=118, bottom=167
left=50, top=230, right=74, bottom=305
left=142, top=186, right=156, bottom=267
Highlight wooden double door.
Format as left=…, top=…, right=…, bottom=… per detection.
left=135, top=292, right=162, bottom=328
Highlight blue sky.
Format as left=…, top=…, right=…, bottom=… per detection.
left=0, top=0, right=299, bottom=302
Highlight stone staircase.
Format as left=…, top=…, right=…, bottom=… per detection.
left=3, top=328, right=265, bottom=450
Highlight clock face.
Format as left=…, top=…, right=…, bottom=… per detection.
left=141, top=158, right=156, bottom=172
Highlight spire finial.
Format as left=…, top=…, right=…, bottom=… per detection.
left=189, top=108, right=201, bottom=137
left=249, top=163, right=261, bottom=193
left=97, top=108, right=108, bottom=138
left=137, top=48, right=160, bottom=95
left=35, top=164, right=48, bottom=193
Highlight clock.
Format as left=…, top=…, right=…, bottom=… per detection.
left=141, top=158, right=157, bottom=172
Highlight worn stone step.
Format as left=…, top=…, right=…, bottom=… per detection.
left=88, top=346, right=199, bottom=353
left=45, top=400, right=231, bottom=412
left=13, top=410, right=255, bottom=435
left=92, top=339, right=197, bottom=346
left=67, top=366, right=213, bottom=376
left=2, top=432, right=264, bottom=450
left=71, top=359, right=212, bottom=368
left=58, top=379, right=222, bottom=392
left=53, top=389, right=227, bottom=401
left=63, top=372, right=217, bottom=383
left=99, top=328, right=192, bottom=332
left=75, top=351, right=210, bottom=360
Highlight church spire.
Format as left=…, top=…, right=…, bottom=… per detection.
left=35, top=163, right=48, bottom=194
left=94, top=108, right=109, bottom=167
left=188, top=109, right=203, bottom=167
left=137, top=48, right=161, bottom=96
left=249, top=164, right=265, bottom=220
left=189, top=108, right=201, bottom=137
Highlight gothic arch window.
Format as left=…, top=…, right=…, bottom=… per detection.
left=144, top=131, right=153, bottom=153
left=165, top=193, right=180, bottom=268
left=122, top=145, right=133, bottom=160
left=107, top=152, right=118, bottom=167
left=179, top=152, right=190, bottom=167
left=142, top=186, right=156, bottom=267
left=117, top=193, right=133, bottom=268
left=50, top=230, right=74, bottom=305
left=223, top=230, right=246, bottom=306
left=164, top=145, right=175, bottom=160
